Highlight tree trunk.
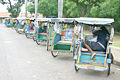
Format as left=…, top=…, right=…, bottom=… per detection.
left=8, top=0, right=12, bottom=9
left=81, top=4, right=86, bottom=17
left=85, top=5, right=92, bottom=17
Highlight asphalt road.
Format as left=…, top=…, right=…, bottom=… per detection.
left=0, top=23, right=120, bottom=80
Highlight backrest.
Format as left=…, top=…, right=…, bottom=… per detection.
left=26, top=25, right=31, bottom=31
left=65, top=30, right=74, bottom=40
left=16, top=24, right=20, bottom=28
left=38, top=28, right=44, bottom=33
left=43, top=26, right=47, bottom=33
left=53, top=33, right=61, bottom=45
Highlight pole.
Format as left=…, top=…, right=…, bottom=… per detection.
left=34, top=0, right=38, bottom=37
left=25, top=0, right=28, bottom=18
left=35, top=0, right=38, bottom=19
left=58, top=0, right=63, bottom=18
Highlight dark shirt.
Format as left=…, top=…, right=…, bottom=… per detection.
left=92, top=30, right=109, bottom=48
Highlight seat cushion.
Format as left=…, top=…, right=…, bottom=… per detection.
left=81, top=51, right=106, bottom=56
left=56, top=40, right=72, bottom=45
left=29, top=29, right=34, bottom=31
left=39, top=33, right=47, bottom=35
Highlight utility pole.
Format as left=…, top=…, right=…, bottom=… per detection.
left=58, top=0, right=63, bottom=18
left=35, top=0, right=38, bottom=19
left=34, top=0, right=38, bottom=34
left=25, top=0, right=28, bottom=18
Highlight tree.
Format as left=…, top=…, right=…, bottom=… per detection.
left=0, top=0, right=25, bottom=18
left=26, top=0, right=58, bottom=17
left=37, top=0, right=58, bottom=17
left=90, top=0, right=120, bottom=32
left=64, top=0, right=104, bottom=17
left=26, top=0, right=104, bottom=18
left=26, top=3, right=35, bottom=14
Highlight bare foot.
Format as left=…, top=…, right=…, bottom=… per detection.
left=82, top=48, right=88, bottom=52
left=90, top=52, right=96, bottom=60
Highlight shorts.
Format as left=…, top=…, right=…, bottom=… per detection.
left=84, top=40, right=105, bottom=51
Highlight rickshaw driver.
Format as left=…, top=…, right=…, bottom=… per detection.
left=83, top=27, right=110, bottom=59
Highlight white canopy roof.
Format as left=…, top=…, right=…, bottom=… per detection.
left=75, top=17, right=114, bottom=25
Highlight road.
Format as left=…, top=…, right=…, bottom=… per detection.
left=0, top=23, right=120, bottom=80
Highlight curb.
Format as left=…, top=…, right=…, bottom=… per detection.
left=114, top=60, right=120, bottom=67
left=111, top=46, right=120, bottom=67
left=111, top=46, right=120, bottom=50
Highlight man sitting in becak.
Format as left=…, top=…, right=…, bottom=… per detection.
left=83, top=27, right=110, bottom=59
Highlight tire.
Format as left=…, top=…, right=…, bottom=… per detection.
left=75, top=60, right=79, bottom=72
left=107, top=53, right=114, bottom=64
left=15, top=28, right=17, bottom=32
left=74, top=45, right=79, bottom=57
left=25, top=33, right=30, bottom=38
left=16, top=30, right=20, bottom=34
left=107, top=63, right=111, bottom=76
left=47, top=39, right=49, bottom=51
left=17, top=31, right=23, bottom=34
left=16, top=30, right=19, bottom=33
left=33, top=36, right=36, bottom=41
left=73, top=43, right=76, bottom=57
left=51, top=51, right=58, bottom=57
left=36, top=39, right=41, bottom=45
left=111, top=53, right=114, bottom=64
left=107, top=48, right=111, bottom=76
left=74, top=46, right=79, bottom=72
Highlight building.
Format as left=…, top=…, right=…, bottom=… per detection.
left=0, top=12, right=10, bottom=23
left=0, top=12, right=10, bottom=18
left=19, top=12, right=43, bottom=18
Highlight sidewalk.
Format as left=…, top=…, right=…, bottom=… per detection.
left=111, top=46, right=120, bottom=66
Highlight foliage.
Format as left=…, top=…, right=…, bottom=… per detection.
left=26, top=0, right=58, bottom=17
left=63, top=0, right=78, bottom=17
left=37, top=0, right=58, bottom=17
left=28, top=0, right=40, bottom=3
left=27, top=0, right=104, bottom=17
left=64, top=0, right=104, bottom=17
left=90, top=0, right=120, bottom=32
left=0, top=0, right=25, bottom=18
left=26, top=3, right=35, bottom=14
left=26, top=0, right=120, bottom=32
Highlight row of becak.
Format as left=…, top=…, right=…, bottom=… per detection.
left=4, top=17, right=115, bottom=76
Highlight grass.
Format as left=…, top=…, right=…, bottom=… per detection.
left=115, top=32, right=120, bottom=35
left=113, top=41, right=120, bottom=48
